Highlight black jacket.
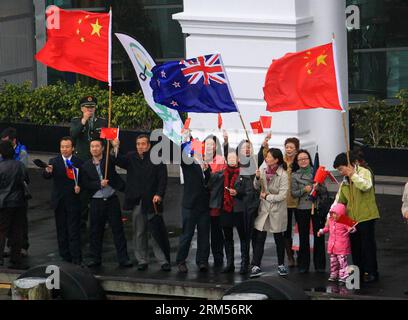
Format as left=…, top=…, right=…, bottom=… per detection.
left=43, top=155, right=83, bottom=209
left=112, top=150, right=167, bottom=212
left=70, top=116, right=108, bottom=161
left=234, top=174, right=260, bottom=213
left=0, top=159, right=29, bottom=208
left=80, top=156, right=125, bottom=198
left=180, top=152, right=211, bottom=210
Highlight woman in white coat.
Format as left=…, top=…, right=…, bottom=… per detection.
left=250, top=148, right=289, bottom=278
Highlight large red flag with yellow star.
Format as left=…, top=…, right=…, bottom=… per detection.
left=263, top=42, right=343, bottom=112
left=35, top=6, right=111, bottom=83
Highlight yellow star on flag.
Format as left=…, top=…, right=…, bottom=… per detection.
left=316, top=54, right=327, bottom=66
left=91, top=19, right=102, bottom=37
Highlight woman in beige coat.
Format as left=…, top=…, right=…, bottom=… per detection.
left=250, top=148, right=289, bottom=278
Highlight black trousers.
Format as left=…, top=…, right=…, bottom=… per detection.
left=0, top=207, right=26, bottom=264
left=176, top=206, right=210, bottom=266
left=222, top=212, right=248, bottom=243
left=80, top=189, right=90, bottom=228
left=295, top=209, right=326, bottom=271
left=350, top=219, right=378, bottom=276
left=89, top=196, right=129, bottom=264
left=7, top=205, right=29, bottom=250
left=55, top=198, right=82, bottom=263
left=251, top=229, right=285, bottom=267
left=147, top=214, right=171, bottom=264
left=210, top=215, right=224, bottom=264
left=284, top=208, right=296, bottom=240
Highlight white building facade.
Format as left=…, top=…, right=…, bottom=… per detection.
left=174, top=0, right=349, bottom=168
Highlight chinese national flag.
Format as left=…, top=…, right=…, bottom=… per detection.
left=337, top=215, right=358, bottom=228
left=35, top=6, right=110, bottom=83
left=66, top=168, right=75, bottom=180
left=183, top=118, right=191, bottom=131
left=259, top=116, right=272, bottom=129
left=100, top=127, right=118, bottom=140
left=218, top=113, right=223, bottom=129
left=263, top=42, right=343, bottom=112
left=250, top=121, right=264, bottom=134
left=191, top=139, right=204, bottom=155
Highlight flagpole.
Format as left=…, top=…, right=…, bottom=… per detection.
left=217, top=54, right=251, bottom=143
left=104, top=7, right=113, bottom=180
left=333, top=32, right=353, bottom=203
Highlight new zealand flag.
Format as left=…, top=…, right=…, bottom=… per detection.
left=150, top=54, right=238, bottom=113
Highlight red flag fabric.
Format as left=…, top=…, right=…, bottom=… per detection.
left=263, top=42, right=342, bottom=112
left=250, top=121, right=264, bottom=134
left=100, top=127, right=118, bottom=140
left=314, top=166, right=329, bottom=184
left=191, top=139, right=204, bottom=155
left=35, top=6, right=110, bottom=82
left=66, top=167, right=75, bottom=180
left=337, top=215, right=357, bottom=228
left=218, top=113, right=223, bottom=129
left=259, top=116, right=272, bottom=129
left=183, top=118, right=191, bottom=131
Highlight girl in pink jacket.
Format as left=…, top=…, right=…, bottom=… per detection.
left=317, top=203, right=355, bottom=283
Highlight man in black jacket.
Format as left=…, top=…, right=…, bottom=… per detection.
left=111, top=134, right=170, bottom=271
left=43, top=137, right=83, bottom=265
left=0, top=141, right=29, bottom=269
left=176, top=138, right=211, bottom=273
left=81, top=139, right=132, bottom=268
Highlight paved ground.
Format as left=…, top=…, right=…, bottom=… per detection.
left=1, top=168, right=407, bottom=299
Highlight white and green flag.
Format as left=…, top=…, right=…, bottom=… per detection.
left=115, top=33, right=183, bottom=145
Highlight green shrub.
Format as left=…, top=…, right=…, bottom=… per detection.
left=0, top=81, right=162, bottom=130
left=351, top=91, right=408, bottom=148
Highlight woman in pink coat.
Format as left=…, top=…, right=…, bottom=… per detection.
left=317, top=203, right=355, bottom=283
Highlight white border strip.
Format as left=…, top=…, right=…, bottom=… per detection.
left=108, top=8, right=112, bottom=86
left=332, top=37, right=346, bottom=112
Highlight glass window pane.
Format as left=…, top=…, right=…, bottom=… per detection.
left=347, top=0, right=408, bottom=99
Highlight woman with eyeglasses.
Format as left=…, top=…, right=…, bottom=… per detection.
left=291, top=149, right=327, bottom=274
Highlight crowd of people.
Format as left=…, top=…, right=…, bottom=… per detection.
left=0, top=95, right=407, bottom=292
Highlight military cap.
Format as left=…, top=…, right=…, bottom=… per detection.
left=80, top=96, right=97, bottom=107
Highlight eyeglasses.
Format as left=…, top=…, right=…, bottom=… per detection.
left=297, top=158, right=309, bottom=162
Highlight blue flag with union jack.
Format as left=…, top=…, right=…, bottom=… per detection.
left=150, top=54, right=238, bottom=113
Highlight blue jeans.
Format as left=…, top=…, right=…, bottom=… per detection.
left=176, top=206, right=210, bottom=266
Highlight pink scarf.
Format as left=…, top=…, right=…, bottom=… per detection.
left=265, top=164, right=278, bottom=183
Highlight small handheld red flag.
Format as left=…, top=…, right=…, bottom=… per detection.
left=217, top=113, right=223, bottom=129
left=191, top=139, right=204, bottom=155
left=66, top=168, right=75, bottom=180
left=182, top=118, right=191, bottom=133
left=250, top=121, right=264, bottom=134
left=259, top=116, right=272, bottom=129
left=100, top=127, right=118, bottom=140
left=337, top=215, right=357, bottom=228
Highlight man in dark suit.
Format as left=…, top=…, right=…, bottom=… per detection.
left=176, top=136, right=211, bottom=273
left=43, top=136, right=82, bottom=265
left=80, top=138, right=132, bottom=268
left=111, top=134, right=170, bottom=272
left=70, top=96, right=107, bottom=230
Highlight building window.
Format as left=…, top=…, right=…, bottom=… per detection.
left=347, top=0, right=408, bottom=101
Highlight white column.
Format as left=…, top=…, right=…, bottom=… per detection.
left=303, top=0, right=348, bottom=168
left=34, top=0, right=47, bottom=87
left=174, top=0, right=347, bottom=167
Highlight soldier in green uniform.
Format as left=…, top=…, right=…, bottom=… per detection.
left=70, top=96, right=107, bottom=230
left=70, top=96, right=107, bottom=161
